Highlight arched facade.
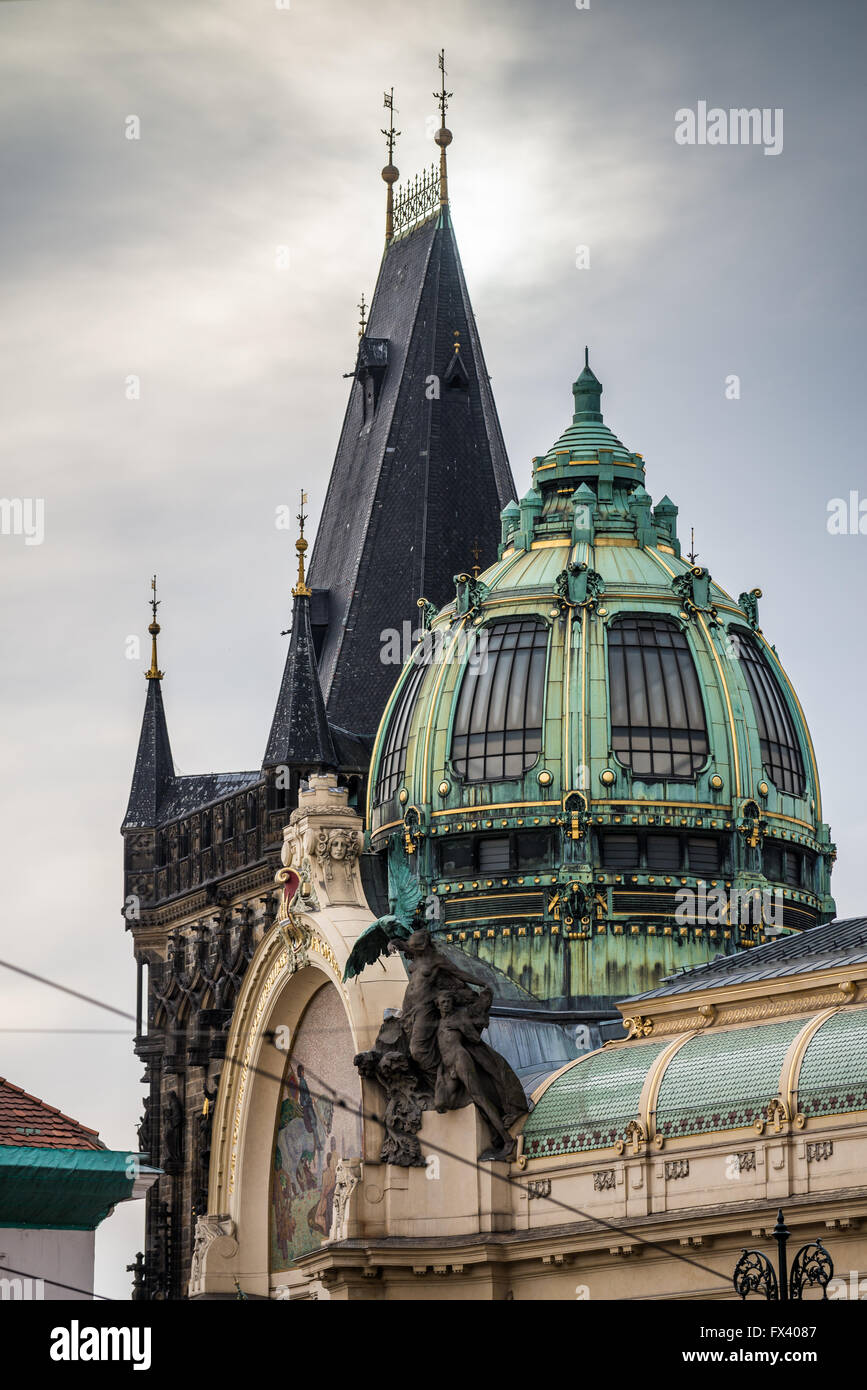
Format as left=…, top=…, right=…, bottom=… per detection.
left=190, top=775, right=406, bottom=1299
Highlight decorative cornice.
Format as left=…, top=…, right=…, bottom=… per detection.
left=620, top=976, right=866, bottom=1039
left=132, top=861, right=278, bottom=933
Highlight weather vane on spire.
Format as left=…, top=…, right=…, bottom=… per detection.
left=292, top=490, right=312, bottom=599
left=381, top=88, right=401, bottom=243
left=382, top=87, right=400, bottom=164
left=435, top=49, right=452, bottom=127
left=434, top=49, right=453, bottom=207
left=145, top=574, right=164, bottom=680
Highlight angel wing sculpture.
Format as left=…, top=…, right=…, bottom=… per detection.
left=343, top=850, right=423, bottom=981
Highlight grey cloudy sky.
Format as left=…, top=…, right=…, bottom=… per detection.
left=1, top=0, right=865, bottom=1297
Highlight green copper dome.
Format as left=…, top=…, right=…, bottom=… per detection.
left=366, top=358, right=836, bottom=1012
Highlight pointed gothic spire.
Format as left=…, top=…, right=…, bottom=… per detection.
left=263, top=494, right=336, bottom=772
left=303, top=82, right=515, bottom=736
left=122, top=577, right=175, bottom=827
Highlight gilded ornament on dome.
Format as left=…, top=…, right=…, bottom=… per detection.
left=554, top=560, right=604, bottom=614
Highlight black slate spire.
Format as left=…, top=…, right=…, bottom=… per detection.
left=301, top=95, right=515, bottom=738
left=122, top=579, right=175, bottom=828
left=263, top=509, right=337, bottom=772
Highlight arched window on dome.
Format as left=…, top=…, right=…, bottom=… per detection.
left=451, top=619, right=549, bottom=782
left=374, top=649, right=431, bottom=806
left=735, top=632, right=806, bottom=797
left=607, top=616, right=709, bottom=780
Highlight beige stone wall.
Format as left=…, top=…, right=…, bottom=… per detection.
left=291, top=1099, right=867, bottom=1299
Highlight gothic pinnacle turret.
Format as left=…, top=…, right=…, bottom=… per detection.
left=263, top=493, right=336, bottom=772
left=122, top=577, right=175, bottom=827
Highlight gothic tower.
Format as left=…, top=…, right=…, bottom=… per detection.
left=122, top=74, right=515, bottom=1300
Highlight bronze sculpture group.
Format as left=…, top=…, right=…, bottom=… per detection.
left=354, top=928, right=528, bottom=1164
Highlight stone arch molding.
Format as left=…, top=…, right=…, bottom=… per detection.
left=189, top=773, right=406, bottom=1299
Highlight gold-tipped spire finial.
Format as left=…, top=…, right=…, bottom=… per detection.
left=434, top=49, right=453, bottom=207
left=145, top=574, right=164, bottom=680
left=292, top=490, right=312, bottom=598
left=381, top=88, right=400, bottom=243
left=470, top=537, right=482, bottom=578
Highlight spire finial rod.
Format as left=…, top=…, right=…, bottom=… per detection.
left=585, top=345, right=589, bottom=368
left=145, top=574, right=164, bottom=680
left=381, top=88, right=400, bottom=244
left=292, top=490, right=312, bottom=598
left=434, top=49, right=453, bottom=208
left=358, top=290, right=367, bottom=339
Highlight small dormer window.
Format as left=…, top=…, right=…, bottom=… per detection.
left=356, top=336, right=389, bottom=425
left=444, top=344, right=469, bottom=391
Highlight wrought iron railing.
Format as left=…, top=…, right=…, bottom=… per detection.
left=392, top=164, right=439, bottom=237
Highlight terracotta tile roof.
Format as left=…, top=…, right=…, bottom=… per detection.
left=0, top=1077, right=104, bottom=1150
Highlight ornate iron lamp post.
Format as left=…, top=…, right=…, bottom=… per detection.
left=733, top=1208, right=834, bottom=1301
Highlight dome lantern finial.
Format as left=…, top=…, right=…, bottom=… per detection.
left=145, top=574, right=163, bottom=680
left=572, top=347, right=603, bottom=424
left=292, top=489, right=312, bottom=598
